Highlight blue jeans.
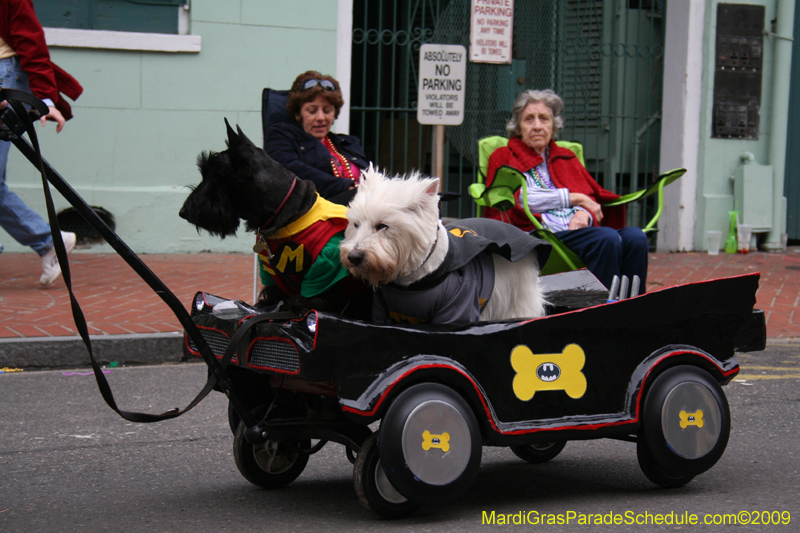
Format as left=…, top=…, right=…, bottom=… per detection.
left=0, top=56, right=54, bottom=256
left=555, top=226, right=649, bottom=291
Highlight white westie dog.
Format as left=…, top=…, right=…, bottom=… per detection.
left=339, top=168, right=550, bottom=326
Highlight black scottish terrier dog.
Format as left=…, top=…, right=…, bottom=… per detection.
left=180, top=119, right=316, bottom=238
left=179, top=120, right=370, bottom=318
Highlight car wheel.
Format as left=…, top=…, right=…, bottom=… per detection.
left=637, top=364, right=730, bottom=486
left=510, top=441, right=567, bottom=464
left=233, top=420, right=310, bottom=489
left=353, top=433, right=421, bottom=519
left=379, top=383, right=482, bottom=505
left=637, top=439, right=695, bottom=488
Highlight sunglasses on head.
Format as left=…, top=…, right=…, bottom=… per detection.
left=302, top=79, right=336, bottom=91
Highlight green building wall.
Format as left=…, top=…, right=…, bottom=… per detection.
left=2, top=1, right=345, bottom=254
left=659, top=0, right=793, bottom=253
left=695, top=0, right=779, bottom=251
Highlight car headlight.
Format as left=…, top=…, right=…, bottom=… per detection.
left=306, top=312, right=317, bottom=333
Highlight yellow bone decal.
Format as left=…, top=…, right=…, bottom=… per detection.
left=511, top=343, right=587, bottom=400
left=679, top=409, right=704, bottom=428
left=421, top=430, right=450, bottom=452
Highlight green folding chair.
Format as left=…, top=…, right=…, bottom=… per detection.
left=472, top=136, right=585, bottom=216
left=469, top=135, right=685, bottom=276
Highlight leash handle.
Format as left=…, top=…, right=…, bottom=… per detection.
left=0, top=88, right=255, bottom=425
left=0, top=87, right=49, bottom=117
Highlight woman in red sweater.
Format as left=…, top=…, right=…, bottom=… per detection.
left=484, top=89, right=648, bottom=290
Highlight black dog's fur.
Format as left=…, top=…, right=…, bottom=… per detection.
left=179, top=120, right=370, bottom=318
left=180, top=120, right=316, bottom=238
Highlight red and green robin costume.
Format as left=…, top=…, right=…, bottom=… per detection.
left=255, top=194, right=349, bottom=298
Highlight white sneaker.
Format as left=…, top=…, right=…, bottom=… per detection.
left=39, top=232, right=77, bottom=286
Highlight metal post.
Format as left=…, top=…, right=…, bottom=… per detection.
left=433, top=124, right=445, bottom=191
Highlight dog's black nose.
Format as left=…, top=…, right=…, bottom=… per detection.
left=347, top=250, right=365, bottom=266
left=179, top=205, right=188, bottom=220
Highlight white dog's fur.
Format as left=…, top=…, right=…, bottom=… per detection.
left=339, top=167, right=546, bottom=321
left=481, top=253, right=545, bottom=321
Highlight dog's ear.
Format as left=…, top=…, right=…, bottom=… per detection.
left=359, top=164, right=385, bottom=189
left=235, top=125, right=256, bottom=147
left=424, top=178, right=440, bottom=197
left=225, top=118, right=239, bottom=147
left=224, top=119, right=256, bottom=150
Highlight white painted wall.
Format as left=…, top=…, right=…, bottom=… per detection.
left=657, top=0, right=705, bottom=252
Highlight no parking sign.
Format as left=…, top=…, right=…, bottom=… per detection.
left=417, top=44, right=466, bottom=126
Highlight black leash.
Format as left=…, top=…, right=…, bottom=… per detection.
left=0, top=88, right=258, bottom=425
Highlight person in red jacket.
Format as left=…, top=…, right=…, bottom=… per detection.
left=484, top=89, right=648, bottom=290
left=0, top=0, right=83, bottom=286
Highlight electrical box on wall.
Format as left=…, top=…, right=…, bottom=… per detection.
left=735, top=155, right=774, bottom=231
left=712, top=4, right=765, bottom=139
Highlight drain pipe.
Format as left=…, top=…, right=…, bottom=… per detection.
left=764, top=0, right=795, bottom=250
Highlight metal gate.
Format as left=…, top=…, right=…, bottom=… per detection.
left=350, top=0, right=666, bottom=224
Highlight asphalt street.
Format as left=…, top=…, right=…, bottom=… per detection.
left=0, top=344, right=798, bottom=532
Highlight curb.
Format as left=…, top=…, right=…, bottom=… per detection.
left=0, top=332, right=186, bottom=370
left=765, top=337, right=800, bottom=345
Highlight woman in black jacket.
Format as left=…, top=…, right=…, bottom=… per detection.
left=264, top=71, right=370, bottom=204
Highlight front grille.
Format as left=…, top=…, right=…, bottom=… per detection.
left=187, top=328, right=238, bottom=364
left=248, top=339, right=300, bottom=373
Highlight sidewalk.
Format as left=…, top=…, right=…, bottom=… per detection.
left=0, top=252, right=254, bottom=369
left=2, top=248, right=799, bottom=369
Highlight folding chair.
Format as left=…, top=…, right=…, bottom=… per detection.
left=251, top=88, right=294, bottom=300
left=261, top=88, right=291, bottom=147
left=469, top=136, right=685, bottom=275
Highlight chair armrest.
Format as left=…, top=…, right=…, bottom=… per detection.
left=602, top=168, right=686, bottom=207
left=470, top=165, right=526, bottom=212
left=601, top=168, right=685, bottom=232
left=468, top=182, right=486, bottom=200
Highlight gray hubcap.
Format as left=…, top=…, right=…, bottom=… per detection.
left=661, top=381, right=721, bottom=459
left=401, top=400, right=471, bottom=485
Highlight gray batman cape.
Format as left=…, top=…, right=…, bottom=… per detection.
left=374, top=218, right=551, bottom=326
